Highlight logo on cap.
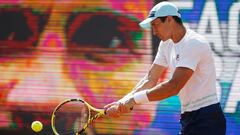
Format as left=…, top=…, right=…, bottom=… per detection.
left=148, top=11, right=155, bottom=18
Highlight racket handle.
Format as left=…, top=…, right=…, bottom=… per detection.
left=104, top=109, right=107, bottom=115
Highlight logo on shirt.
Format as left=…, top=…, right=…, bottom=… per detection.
left=176, top=54, right=180, bottom=61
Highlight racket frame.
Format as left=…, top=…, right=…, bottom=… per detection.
left=51, top=98, right=105, bottom=135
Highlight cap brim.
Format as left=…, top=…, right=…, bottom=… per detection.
left=139, top=17, right=156, bottom=29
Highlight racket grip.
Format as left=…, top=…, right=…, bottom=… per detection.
left=104, top=109, right=107, bottom=115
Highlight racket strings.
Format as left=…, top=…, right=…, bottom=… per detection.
left=54, top=101, right=89, bottom=135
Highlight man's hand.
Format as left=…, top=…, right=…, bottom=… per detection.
left=104, top=102, right=121, bottom=118
left=104, top=97, right=136, bottom=118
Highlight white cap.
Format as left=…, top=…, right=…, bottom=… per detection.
left=139, top=2, right=181, bottom=29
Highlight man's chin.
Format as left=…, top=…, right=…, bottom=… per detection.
left=161, top=38, right=168, bottom=42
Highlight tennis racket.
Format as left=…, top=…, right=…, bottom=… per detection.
left=51, top=98, right=105, bottom=135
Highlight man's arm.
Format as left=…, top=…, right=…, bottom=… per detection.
left=119, top=64, right=166, bottom=102
left=104, top=64, right=166, bottom=117
left=105, top=67, right=193, bottom=117
left=109, top=67, right=193, bottom=117
left=147, top=67, right=193, bottom=101
left=120, top=67, right=194, bottom=111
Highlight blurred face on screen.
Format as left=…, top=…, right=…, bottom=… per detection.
left=0, top=0, right=156, bottom=134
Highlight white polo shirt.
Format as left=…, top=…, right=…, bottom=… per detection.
left=153, top=29, right=219, bottom=113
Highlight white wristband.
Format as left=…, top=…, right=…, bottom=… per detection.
left=133, top=90, right=149, bottom=104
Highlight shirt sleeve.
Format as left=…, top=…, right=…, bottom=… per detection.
left=153, top=42, right=168, bottom=67
left=176, top=42, right=207, bottom=71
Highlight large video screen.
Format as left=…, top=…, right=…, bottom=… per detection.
left=0, top=0, right=239, bottom=134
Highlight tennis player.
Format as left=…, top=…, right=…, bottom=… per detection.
left=105, top=1, right=226, bottom=135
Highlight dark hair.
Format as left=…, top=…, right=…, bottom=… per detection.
left=158, top=16, right=183, bottom=24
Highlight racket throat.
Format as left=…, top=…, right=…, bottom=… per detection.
left=77, top=113, right=102, bottom=134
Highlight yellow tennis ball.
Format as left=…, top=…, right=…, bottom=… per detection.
left=31, top=121, right=43, bottom=132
